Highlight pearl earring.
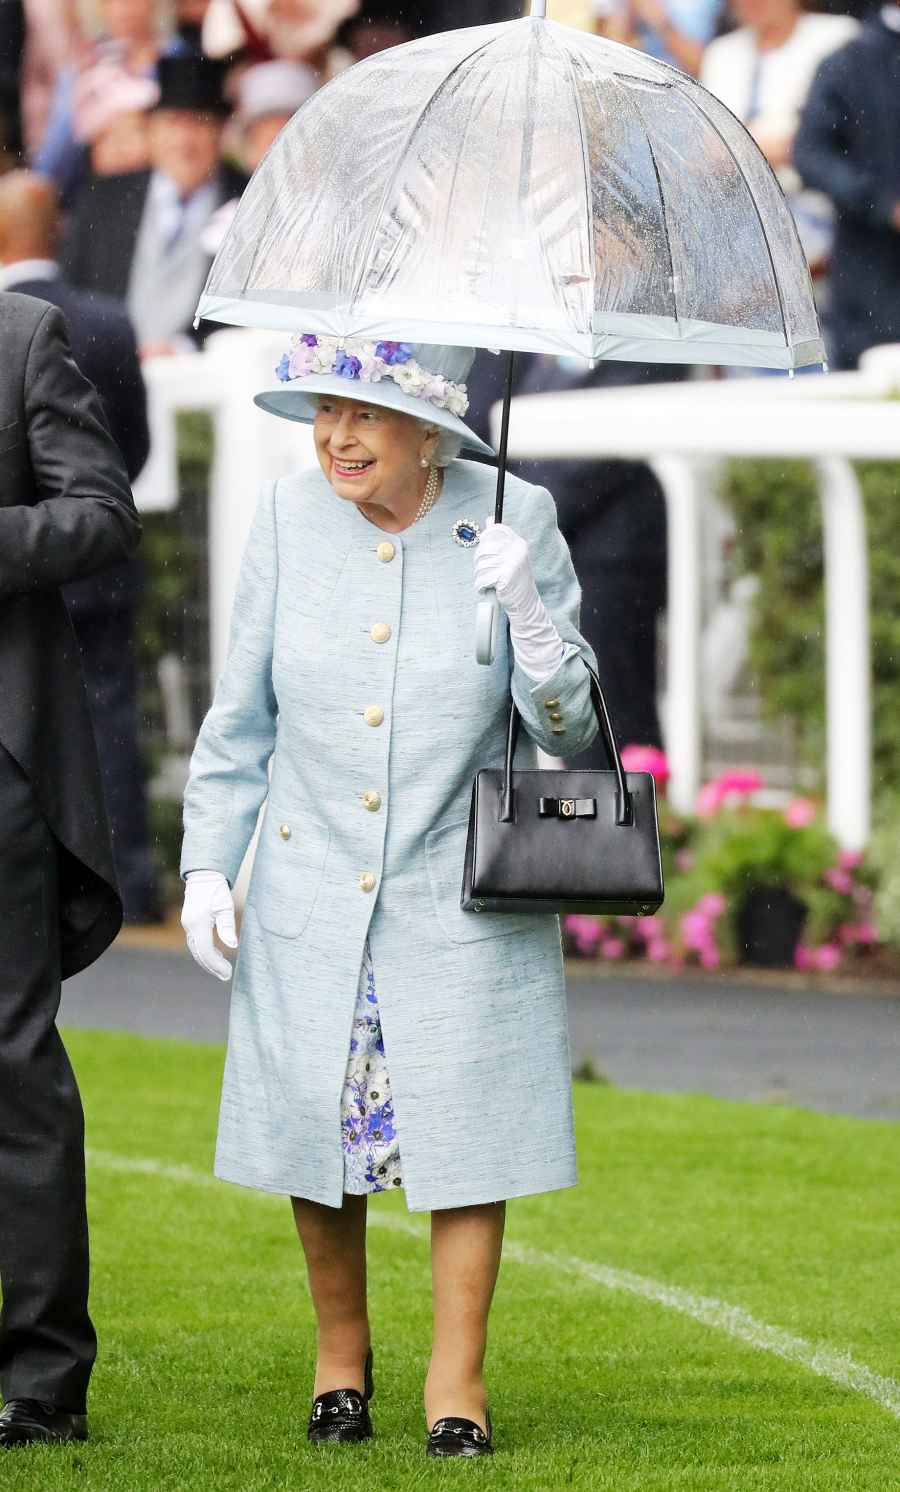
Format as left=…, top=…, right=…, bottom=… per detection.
left=420, top=456, right=429, bottom=468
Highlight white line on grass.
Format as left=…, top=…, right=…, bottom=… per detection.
left=87, top=1147, right=900, bottom=1421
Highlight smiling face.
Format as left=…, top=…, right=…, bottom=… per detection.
left=313, top=395, right=439, bottom=523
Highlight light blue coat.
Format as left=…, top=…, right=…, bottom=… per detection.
left=181, top=458, right=598, bottom=1212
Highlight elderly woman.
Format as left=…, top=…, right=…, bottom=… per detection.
left=180, top=337, right=598, bottom=1457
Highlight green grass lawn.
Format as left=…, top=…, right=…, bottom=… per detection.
left=3, top=1028, right=899, bottom=1491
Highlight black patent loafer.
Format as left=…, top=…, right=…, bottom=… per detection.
left=426, top=1411, right=493, bottom=1457
left=0, top=1399, right=88, bottom=1448
left=307, top=1348, right=374, bottom=1444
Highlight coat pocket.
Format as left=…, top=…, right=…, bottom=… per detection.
left=251, top=806, right=330, bottom=940
left=426, top=818, right=533, bottom=945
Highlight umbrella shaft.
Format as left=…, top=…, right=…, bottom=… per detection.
left=494, top=349, right=517, bottom=526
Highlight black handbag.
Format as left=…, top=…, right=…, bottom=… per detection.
left=461, top=659, right=665, bottom=916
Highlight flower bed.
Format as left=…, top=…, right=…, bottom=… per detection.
left=564, top=757, right=885, bottom=974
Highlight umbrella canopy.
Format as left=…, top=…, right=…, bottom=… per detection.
left=197, top=15, right=823, bottom=370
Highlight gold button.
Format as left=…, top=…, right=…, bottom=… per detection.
left=544, top=698, right=560, bottom=709
left=359, top=871, right=376, bottom=892
left=370, top=622, right=391, bottom=644
left=364, top=705, right=384, bottom=727
left=279, top=823, right=291, bottom=840
left=549, top=711, right=562, bottom=722
left=551, top=726, right=566, bottom=735
left=377, top=542, right=395, bottom=562
left=362, top=790, right=381, bottom=812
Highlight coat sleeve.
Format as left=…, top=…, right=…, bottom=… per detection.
left=180, top=480, right=279, bottom=886
left=0, top=303, right=141, bottom=600
left=508, top=484, right=599, bottom=758
left=793, top=54, right=897, bottom=229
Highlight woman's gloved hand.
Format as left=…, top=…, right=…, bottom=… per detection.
left=473, top=518, right=565, bottom=683
left=181, top=869, right=239, bottom=981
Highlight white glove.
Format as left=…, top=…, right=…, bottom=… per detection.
left=473, top=517, right=565, bottom=683
left=181, top=869, right=238, bottom=981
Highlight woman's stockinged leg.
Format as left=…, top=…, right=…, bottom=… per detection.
left=425, top=1201, right=506, bottom=1432
left=291, top=1193, right=371, bottom=1397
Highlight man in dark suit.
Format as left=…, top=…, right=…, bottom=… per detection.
left=0, top=291, right=140, bottom=1447
left=62, top=53, right=247, bottom=357
left=0, top=169, right=161, bottom=923
left=467, top=352, right=677, bottom=761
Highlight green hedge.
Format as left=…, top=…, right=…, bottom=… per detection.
left=722, top=459, right=900, bottom=795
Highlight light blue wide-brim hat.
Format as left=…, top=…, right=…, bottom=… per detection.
left=254, top=338, right=495, bottom=458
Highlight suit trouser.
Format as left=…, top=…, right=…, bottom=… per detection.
left=0, top=742, right=96, bottom=1412
left=566, top=561, right=667, bottom=767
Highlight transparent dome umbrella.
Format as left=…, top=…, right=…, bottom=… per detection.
left=196, top=3, right=824, bottom=661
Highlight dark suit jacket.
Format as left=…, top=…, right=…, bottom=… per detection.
left=10, top=272, right=149, bottom=616
left=793, top=14, right=900, bottom=369
left=466, top=352, right=681, bottom=568
left=0, top=291, right=142, bottom=975
left=62, top=164, right=248, bottom=346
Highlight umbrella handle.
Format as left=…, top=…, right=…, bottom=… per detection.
left=476, top=590, right=500, bottom=665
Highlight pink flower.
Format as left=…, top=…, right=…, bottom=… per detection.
left=825, top=867, right=853, bottom=895
left=697, top=892, right=726, bottom=918
left=675, top=848, right=695, bottom=872
left=699, top=947, right=721, bottom=969
left=357, top=353, right=385, bottom=382
left=287, top=342, right=316, bottom=379
left=839, top=921, right=877, bottom=947
left=564, top=915, right=601, bottom=955
left=697, top=769, right=763, bottom=817
left=813, top=943, right=841, bottom=972
left=697, top=782, right=725, bottom=818
left=602, top=937, right=626, bottom=960
left=621, top=745, right=670, bottom=789
left=647, top=940, right=670, bottom=963
left=794, top=944, right=813, bottom=970
left=681, top=910, right=711, bottom=949
left=838, top=849, right=864, bottom=870
left=635, top=916, right=659, bottom=940
left=785, top=798, right=817, bottom=828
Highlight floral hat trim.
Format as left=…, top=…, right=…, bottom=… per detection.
left=275, top=335, right=469, bottom=419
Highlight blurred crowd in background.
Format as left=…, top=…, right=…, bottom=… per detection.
left=0, top=0, right=895, bottom=923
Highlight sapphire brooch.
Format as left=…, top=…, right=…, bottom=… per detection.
left=452, top=518, right=481, bottom=548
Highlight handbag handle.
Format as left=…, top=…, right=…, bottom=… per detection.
left=500, top=656, right=633, bottom=827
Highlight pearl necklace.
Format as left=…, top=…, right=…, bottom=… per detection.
left=412, top=464, right=441, bottom=524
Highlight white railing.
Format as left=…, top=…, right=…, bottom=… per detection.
left=501, top=346, right=900, bottom=848
left=135, top=330, right=900, bottom=849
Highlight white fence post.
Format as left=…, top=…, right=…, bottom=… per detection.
left=816, top=457, right=871, bottom=849
left=204, top=329, right=319, bottom=685
left=651, top=455, right=704, bottom=815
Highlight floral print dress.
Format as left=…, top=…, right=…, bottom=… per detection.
left=341, top=937, right=403, bottom=1194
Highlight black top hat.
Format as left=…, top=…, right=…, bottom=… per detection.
left=153, top=55, right=230, bottom=116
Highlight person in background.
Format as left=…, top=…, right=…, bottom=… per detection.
left=793, top=3, right=900, bottom=369
left=18, top=0, right=81, bottom=159
left=73, top=60, right=158, bottom=179
left=235, top=57, right=317, bottom=172
left=174, top=0, right=213, bottom=52
left=0, top=170, right=162, bottom=925
left=700, top=0, right=857, bottom=272
left=0, top=0, right=24, bottom=163
left=596, top=0, right=723, bottom=75
left=467, top=351, right=672, bottom=757
left=202, top=0, right=357, bottom=79
left=32, top=0, right=172, bottom=206
left=62, top=54, right=246, bottom=358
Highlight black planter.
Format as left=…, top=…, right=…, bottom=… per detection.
left=736, top=885, right=807, bottom=968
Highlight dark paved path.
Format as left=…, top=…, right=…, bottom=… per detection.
left=61, top=947, right=900, bottom=1121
